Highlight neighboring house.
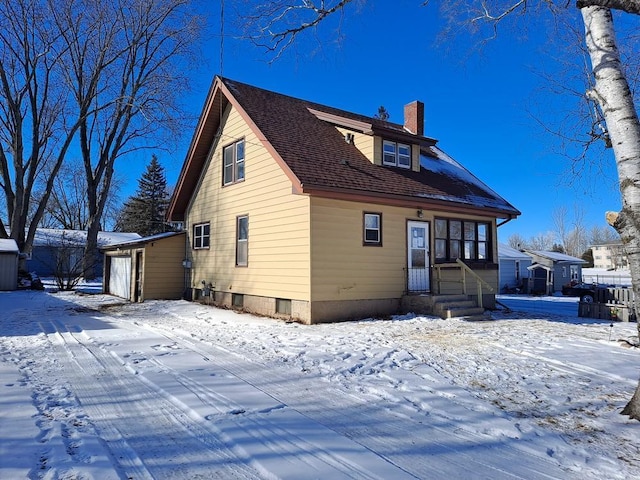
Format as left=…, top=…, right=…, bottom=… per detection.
left=498, top=243, right=532, bottom=293
left=591, top=242, right=628, bottom=270
left=28, top=229, right=141, bottom=278
left=167, top=76, right=520, bottom=324
left=0, top=239, right=19, bottom=291
left=524, top=250, right=587, bottom=295
left=102, top=232, right=186, bottom=302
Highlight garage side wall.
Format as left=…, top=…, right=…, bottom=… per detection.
left=142, top=234, right=186, bottom=300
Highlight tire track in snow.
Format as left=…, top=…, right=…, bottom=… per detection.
left=133, top=322, right=415, bottom=480
left=40, top=319, right=262, bottom=479
left=142, top=320, right=570, bottom=480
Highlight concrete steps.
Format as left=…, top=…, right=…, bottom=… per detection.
left=401, top=294, right=491, bottom=321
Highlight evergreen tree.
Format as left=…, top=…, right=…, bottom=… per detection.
left=116, top=156, right=172, bottom=236
left=374, top=106, right=389, bottom=121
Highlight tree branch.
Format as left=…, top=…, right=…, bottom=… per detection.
left=242, top=0, right=355, bottom=61
left=576, top=0, right=640, bottom=15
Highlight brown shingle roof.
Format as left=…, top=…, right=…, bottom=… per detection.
left=168, top=76, right=520, bottom=221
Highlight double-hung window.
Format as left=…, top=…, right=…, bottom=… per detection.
left=193, top=223, right=210, bottom=249
left=382, top=140, right=411, bottom=169
left=435, top=218, right=489, bottom=263
left=363, top=212, right=382, bottom=246
left=223, top=139, right=245, bottom=185
left=236, top=215, right=248, bottom=266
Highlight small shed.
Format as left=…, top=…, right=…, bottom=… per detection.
left=102, top=232, right=186, bottom=302
left=498, top=243, right=532, bottom=293
left=524, top=250, right=587, bottom=295
left=0, top=239, right=20, bottom=291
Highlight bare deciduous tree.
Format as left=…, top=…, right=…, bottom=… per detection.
left=51, top=0, right=202, bottom=279
left=1, top=0, right=202, bottom=278
left=0, top=0, right=81, bottom=262
left=37, top=159, right=122, bottom=231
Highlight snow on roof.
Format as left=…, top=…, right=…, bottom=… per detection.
left=420, top=147, right=520, bottom=214
left=103, top=231, right=184, bottom=249
left=498, top=243, right=531, bottom=260
left=33, top=229, right=141, bottom=248
left=0, top=239, right=19, bottom=253
left=527, top=250, right=587, bottom=263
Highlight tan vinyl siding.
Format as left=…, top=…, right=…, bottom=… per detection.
left=335, top=127, right=374, bottom=162
left=186, top=104, right=310, bottom=301
left=142, top=235, right=186, bottom=300
left=310, top=197, right=499, bottom=302
left=310, top=198, right=408, bottom=302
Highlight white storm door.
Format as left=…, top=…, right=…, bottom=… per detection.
left=109, top=256, right=131, bottom=299
left=407, top=221, right=430, bottom=292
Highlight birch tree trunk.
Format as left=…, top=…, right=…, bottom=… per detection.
left=580, top=5, right=640, bottom=420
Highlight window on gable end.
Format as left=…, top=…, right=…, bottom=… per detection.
left=223, top=139, right=245, bottom=185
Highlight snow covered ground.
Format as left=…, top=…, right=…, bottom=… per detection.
left=1, top=288, right=639, bottom=479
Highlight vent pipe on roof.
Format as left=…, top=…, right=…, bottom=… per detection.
left=404, top=101, right=424, bottom=136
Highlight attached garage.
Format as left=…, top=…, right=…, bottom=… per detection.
left=0, top=239, right=19, bottom=291
left=103, top=232, right=186, bottom=302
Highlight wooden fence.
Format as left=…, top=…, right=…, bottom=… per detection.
left=578, top=287, right=635, bottom=322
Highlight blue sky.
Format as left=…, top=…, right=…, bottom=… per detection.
left=138, top=1, right=622, bottom=242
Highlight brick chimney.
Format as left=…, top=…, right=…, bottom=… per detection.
left=404, top=101, right=424, bottom=136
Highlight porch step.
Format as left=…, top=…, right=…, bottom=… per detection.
left=401, top=294, right=490, bottom=321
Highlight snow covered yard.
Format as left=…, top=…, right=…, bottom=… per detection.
left=1, top=290, right=639, bottom=479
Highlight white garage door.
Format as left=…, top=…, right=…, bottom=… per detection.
left=109, top=256, right=131, bottom=299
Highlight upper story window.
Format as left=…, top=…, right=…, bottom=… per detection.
left=223, top=139, right=245, bottom=185
left=383, top=140, right=411, bottom=169
left=363, top=212, right=382, bottom=246
left=193, top=222, right=210, bottom=249
left=434, top=218, right=490, bottom=263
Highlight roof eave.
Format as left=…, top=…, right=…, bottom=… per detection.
left=300, top=184, right=520, bottom=219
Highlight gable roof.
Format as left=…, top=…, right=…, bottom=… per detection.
left=168, top=76, right=520, bottom=221
left=33, top=229, right=141, bottom=248
left=102, top=231, right=185, bottom=250
left=498, top=243, right=532, bottom=260
left=525, top=250, right=587, bottom=264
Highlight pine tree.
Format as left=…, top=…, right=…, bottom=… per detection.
left=116, top=155, right=172, bottom=236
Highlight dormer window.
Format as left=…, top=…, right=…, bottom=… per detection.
left=383, top=140, right=411, bottom=169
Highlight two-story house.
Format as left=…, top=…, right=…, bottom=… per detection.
left=167, top=76, right=520, bottom=323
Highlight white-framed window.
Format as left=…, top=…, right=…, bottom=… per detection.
left=236, top=215, right=248, bottom=266
left=223, top=139, right=245, bottom=185
left=570, top=265, right=579, bottom=281
left=363, top=212, right=382, bottom=246
left=193, top=223, right=210, bottom=249
left=382, top=140, right=411, bottom=169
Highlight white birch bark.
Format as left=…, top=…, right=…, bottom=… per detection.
left=580, top=5, right=640, bottom=419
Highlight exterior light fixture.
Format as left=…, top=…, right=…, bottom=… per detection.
left=417, top=209, right=423, bottom=218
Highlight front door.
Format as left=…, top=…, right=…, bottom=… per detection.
left=407, top=221, right=430, bottom=292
